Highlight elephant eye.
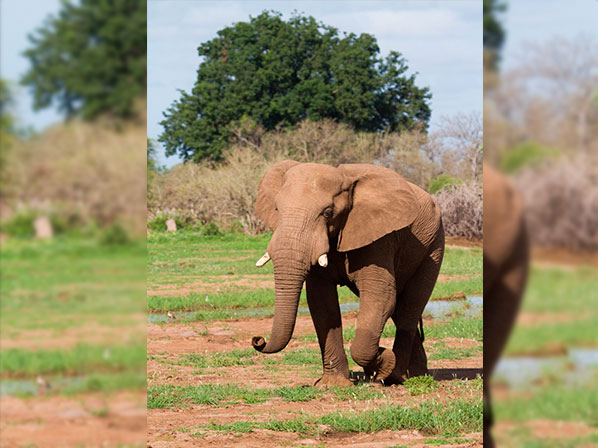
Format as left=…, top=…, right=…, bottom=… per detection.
left=323, top=208, right=333, bottom=219
left=274, top=206, right=278, bottom=211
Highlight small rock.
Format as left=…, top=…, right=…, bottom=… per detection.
left=166, top=218, right=177, bottom=232
left=34, top=216, right=53, bottom=239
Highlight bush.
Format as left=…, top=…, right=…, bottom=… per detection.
left=500, top=141, right=560, bottom=174
left=0, top=210, right=36, bottom=238
left=514, top=159, right=597, bottom=250
left=2, top=110, right=147, bottom=237
left=428, top=174, right=463, bottom=194
left=434, top=182, right=483, bottom=239
left=147, top=214, right=169, bottom=232
left=200, top=222, right=222, bottom=236
left=98, top=222, right=130, bottom=246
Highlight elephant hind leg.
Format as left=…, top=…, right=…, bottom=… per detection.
left=388, top=237, right=444, bottom=384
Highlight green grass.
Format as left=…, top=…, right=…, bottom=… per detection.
left=197, top=398, right=481, bottom=436
left=0, top=342, right=146, bottom=378
left=276, top=386, right=319, bottom=402
left=177, top=349, right=256, bottom=369
left=403, top=375, right=439, bottom=396
left=494, top=385, right=598, bottom=426
left=428, top=341, right=482, bottom=360
left=521, top=266, right=597, bottom=313
left=425, top=316, right=482, bottom=341
left=147, top=233, right=483, bottom=314
left=147, top=384, right=297, bottom=409
left=0, top=237, right=146, bottom=397
left=504, top=318, right=597, bottom=355
left=148, top=382, right=393, bottom=410
left=504, top=264, right=598, bottom=355
left=0, top=238, right=146, bottom=332
left=437, top=247, right=482, bottom=276
left=430, top=277, right=482, bottom=299
left=275, top=399, right=481, bottom=435
left=0, top=372, right=146, bottom=397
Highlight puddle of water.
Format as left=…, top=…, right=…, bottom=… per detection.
left=424, top=295, right=482, bottom=319
left=0, top=375, right=90, bottom=397
left=0, top=379, right=38, bottom=397
left=494, top=348, right=598, bottom=388
left=148, top=296, right=482, bottom=323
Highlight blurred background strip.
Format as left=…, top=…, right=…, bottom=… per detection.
left=483, top=0, right=597, bottom=446
left=0, top=1, right=147, bottom=447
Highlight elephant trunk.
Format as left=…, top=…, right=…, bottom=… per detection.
left=252, top=221, right=312, bottom=354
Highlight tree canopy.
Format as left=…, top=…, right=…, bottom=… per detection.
left=21, top=0, right=147, bottom=120
left=159, top=11, right=431, bottom=163
left=483, top=0, right=507, bottom=71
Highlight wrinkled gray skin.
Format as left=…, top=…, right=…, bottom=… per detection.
left=251, top=161, right=445, bottom=386
left=483, top=164, right=529, bottom=446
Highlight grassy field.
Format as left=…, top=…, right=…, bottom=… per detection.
left=147, top=231, right=483, bottom=447
left=0, top=237, right=147, bottom=447
left=492, top=260, right=598, bottom=447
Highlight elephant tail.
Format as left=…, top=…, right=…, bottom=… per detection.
left=418, top=317, right=425, bottom=342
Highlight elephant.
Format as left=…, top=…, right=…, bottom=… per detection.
left=483, top=163, right=529, bottom=447
left=250, top=160, right=445, bottom=386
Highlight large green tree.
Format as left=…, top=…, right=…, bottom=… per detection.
left=21, top=0, right=146, bottom=120
left=160, top=12, right=431, bottom=163
left=483, top=0, right=507, bottom=71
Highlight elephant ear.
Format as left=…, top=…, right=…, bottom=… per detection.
left=255, top=160, right=301, bottom=230
left=337, top=164, right=420, bottom=252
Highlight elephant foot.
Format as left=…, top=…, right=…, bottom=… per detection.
left=381, top=370, right=404, bottom=386
left=314, top=373, right=352, bottom=388
left=373, top=347, right=396, bottom=381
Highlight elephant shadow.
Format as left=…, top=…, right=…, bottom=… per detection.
left=351, top=368, right=482, bottom=384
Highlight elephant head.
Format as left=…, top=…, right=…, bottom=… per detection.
left=251, top=161, right=420, bottom=353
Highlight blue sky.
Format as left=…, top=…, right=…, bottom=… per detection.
left=2, top=1, right=596, bottom=167
left=0, top=0, right=62, bottom=131
left=148, top=1, right=483, bottom=167
left=501, top=0, right=598, bottom=70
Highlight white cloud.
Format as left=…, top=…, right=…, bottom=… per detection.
left=329, top=8, right=468, bottom=40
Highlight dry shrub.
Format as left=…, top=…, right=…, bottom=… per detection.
left=149, top=146, right=286, bottom=234
left=514, top=158, right=598, bottom=250
left=2, top=107, right=146, bottom=236
left=230, top=118, right=382, bottom=165
left=149, top=117, right=483, bottom=236
left=434, top=182, right=483, bottom=239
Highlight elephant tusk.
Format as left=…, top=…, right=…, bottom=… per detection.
left=256, top=252, right=271, bottom=267
left=318, top=254, right=328, bottom=267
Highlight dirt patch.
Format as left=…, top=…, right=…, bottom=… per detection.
left=515, top=311, right=581, bottom=327
left=0, top=390, right=146, bottom=448
left=149, top=272, right=477, bottom=297
left=437, top=274, right=476, bottom=283
left=494, top=419, right=595, bottom=445
left=445, top=237, right=482, bottom=249
left=149, top=274, right=274, bottom=296
left=532, top=246, right=598, bottom=268
left=148, top=420, right=481, bottom=448
left=1, top=320, right=146, bottom=350
left=148, top=317, right=317, bottom=356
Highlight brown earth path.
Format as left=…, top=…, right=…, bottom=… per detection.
left=0, top=390, right=146, bottom=448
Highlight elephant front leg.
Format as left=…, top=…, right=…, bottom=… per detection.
left=349, top=272, right=397, bottom=382
left=306, top=275, right=351, bottom=387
